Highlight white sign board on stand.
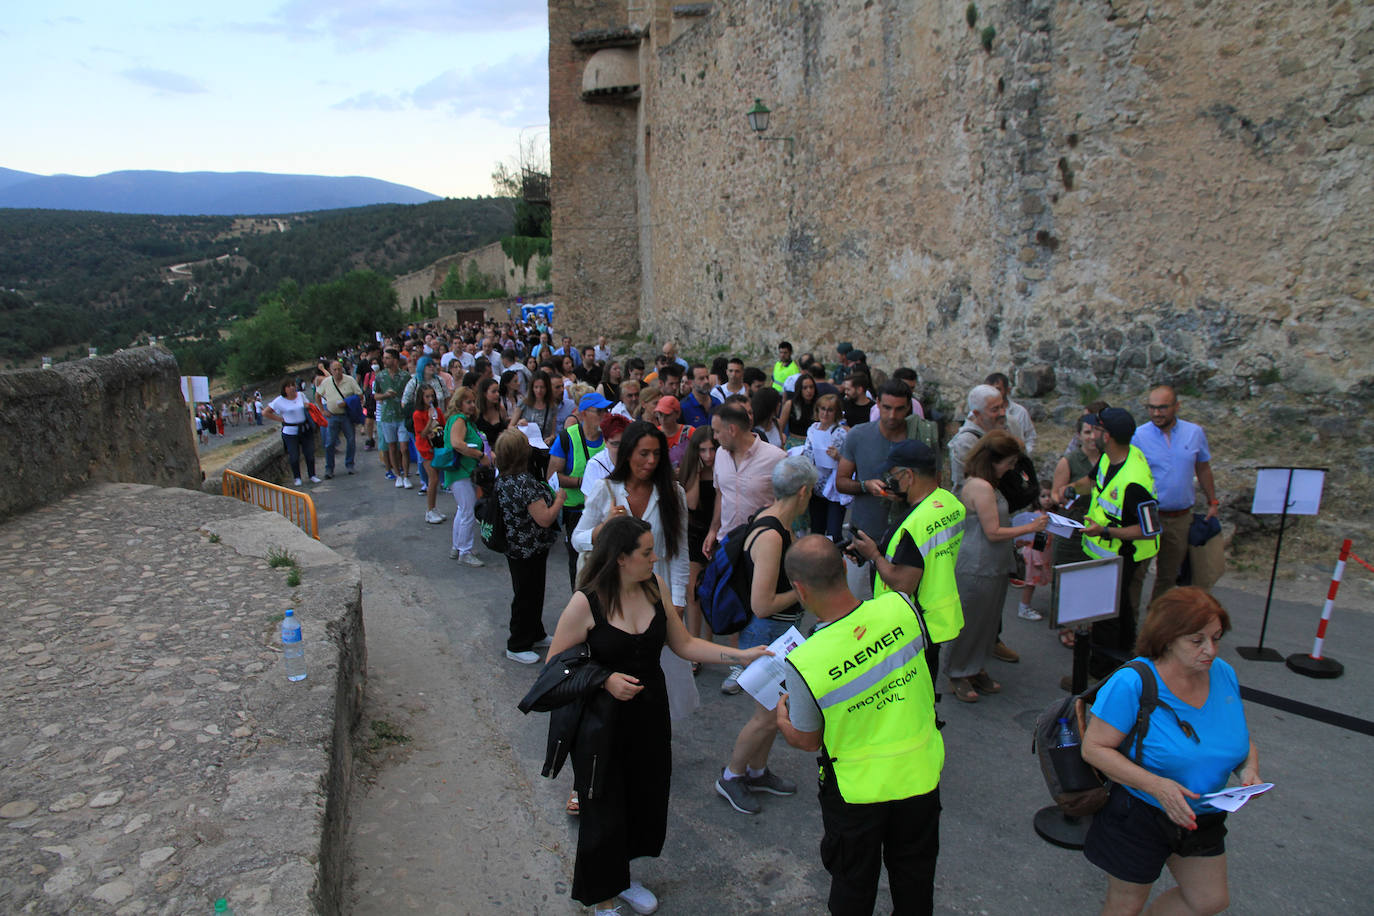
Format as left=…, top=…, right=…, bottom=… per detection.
left=179, top=376, right=210, bottom=404
left=1251, top=468, right=1325, bottom=516
left=1050, top=556, right=1123, bottom=629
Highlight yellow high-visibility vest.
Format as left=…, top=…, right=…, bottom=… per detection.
left=787, top=592, right=943, bottom=804
left=1083, top=445, right=1159, bottom=562
left=873, top=488, right=965, bottom=644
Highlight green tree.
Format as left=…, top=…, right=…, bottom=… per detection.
left=299, top=269, right=399, bottom=354
left=225, top=296, right=310, bottom=385
left=438, top=261, right=502, bottom=300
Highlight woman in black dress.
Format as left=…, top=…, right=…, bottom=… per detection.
left=472, top=377, right=507, bottom=449
left=678, top=425, right=718, bottom=643
left=545, top=516, right=770, bottom=916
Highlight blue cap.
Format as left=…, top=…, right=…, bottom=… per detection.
left=578, top=392, right=613, bottom=411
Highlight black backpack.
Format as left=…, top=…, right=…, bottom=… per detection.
left=1032, top=660, right=1157, bottom=817
left=480, top=482, right=509, bottom=553
left=999, top=452, right=1041, bottom=513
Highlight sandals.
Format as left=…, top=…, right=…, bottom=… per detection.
left=566, top=791, right=580, bottom=816
left=969, top=670, right=1002, bottom=694
left=951, top=678, right=980, bottom=703
left=1058, top=629, right=1076, bottom=649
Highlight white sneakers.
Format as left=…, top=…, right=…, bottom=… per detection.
left=458, top=553, right=484, bottom=568
left=402, top=476, right=413, bottom=489
left=309, top=475, right=322, bottom=483
left=395, top=475, right=405, bottom=488
left=591, top=879, right=657, bottom=915
left=505, top=649, right=540, bottom=664
left=424, top=509, right=446, bottom=524
left=721, top=665, right=744, bottom=695
left=1017, top=603, right=1044, bottom=621
left=619, top=881, right=658, bottom=914
left=293, top=478, right=302, bottom=486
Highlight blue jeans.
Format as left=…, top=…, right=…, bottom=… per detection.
left=740, top=614, right=795, bottom=650
left=325, top=413, right=355, bottom=474
left=282, top=430, right=316, bottom=480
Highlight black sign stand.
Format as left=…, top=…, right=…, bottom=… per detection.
left=1239, top=470, right=1295, bottom=662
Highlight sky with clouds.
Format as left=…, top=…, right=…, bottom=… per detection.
left=1, top=1, right=549, bottom=198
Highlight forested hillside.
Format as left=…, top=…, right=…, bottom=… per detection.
left=0, top=197, right=514, bottom=364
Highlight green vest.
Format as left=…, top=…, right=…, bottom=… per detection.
left=873, top=488, right=966, bottom=644
left=1083, top=445, right=1160, bottom=562
left=787, top=592, right=944, bottom=804
left=558, top=424, right=604, bottom=508
left=772, top=360, right=800, bottom=392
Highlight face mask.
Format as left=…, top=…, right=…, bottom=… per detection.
left=881, top=472, right=904, bottom=494
left=371, top=363, right=380, bottom=372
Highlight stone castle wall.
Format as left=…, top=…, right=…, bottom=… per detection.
left=0, top=347, right=201, bottom=519
left=391, top=241, right=537, bottom=309
left=552, top=0, right=1373, bottom=400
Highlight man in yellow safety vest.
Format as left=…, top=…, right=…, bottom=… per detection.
left=848, top=440, right=965, bottom=697
left=777, top=535, right=942, bottom=916
left=1081, top=406, right=1159, bottom=677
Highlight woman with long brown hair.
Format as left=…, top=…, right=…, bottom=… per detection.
left=678, top=424, right=718, bottom=641
left=545, top=515, right=771, bottom=916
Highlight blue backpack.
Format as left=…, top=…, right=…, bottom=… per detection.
left=696, top=516, right=785, bottom=635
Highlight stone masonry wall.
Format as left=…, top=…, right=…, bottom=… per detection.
left=554, top=0, right=1373, bottom=401
left=0, top=347, right=201, bottom=520
left=391, top=241, right=530, bottom=308
left=550, top=0, right=645, bottom=337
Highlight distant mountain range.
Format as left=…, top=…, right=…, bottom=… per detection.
left=0, top=168, right=441, bottom=215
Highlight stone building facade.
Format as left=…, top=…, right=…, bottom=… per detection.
left=549, top=0, right=1374, bottom=399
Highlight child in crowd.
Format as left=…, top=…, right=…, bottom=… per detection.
left=1017, top=483, right=1055, bottom=621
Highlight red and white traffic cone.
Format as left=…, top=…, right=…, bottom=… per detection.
left=1286, top=539, right=1349, bottom=679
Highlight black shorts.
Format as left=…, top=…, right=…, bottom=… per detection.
left=1084, top=783, right=1227, bottom=884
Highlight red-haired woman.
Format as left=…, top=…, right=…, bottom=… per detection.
left=1082, top=587, right=1261, bottom=916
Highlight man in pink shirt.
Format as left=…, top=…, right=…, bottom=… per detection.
left=704, top=402, right=788, bottom=697
left=705, top=403, right=788, bottom=557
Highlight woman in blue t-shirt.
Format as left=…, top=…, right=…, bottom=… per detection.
left=1082, top=587, right=1261, bottom=915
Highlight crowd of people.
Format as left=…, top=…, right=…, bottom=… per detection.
left=274, top=315, right=1253, bottom=916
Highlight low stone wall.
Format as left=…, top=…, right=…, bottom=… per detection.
left=203, top=432, right=291, bottom=495
left=0, top=347, right=200, bottom=520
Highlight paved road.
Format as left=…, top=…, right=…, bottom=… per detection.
left=312, top=459, right=1374, bottom=914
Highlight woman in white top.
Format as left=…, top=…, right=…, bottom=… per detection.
left=572, top=420, right=699, bottom=720
left=263, top=379, right=319, bottom=486
left=801, top=392, right=850, bottom=540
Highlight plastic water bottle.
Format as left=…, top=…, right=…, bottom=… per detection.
left=214, top=899, right=235, bottom=916
left=281, top=609, right=306, bottom=682
left=1055, top=716, right=1077, bottom=748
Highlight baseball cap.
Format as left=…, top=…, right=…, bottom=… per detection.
left=876, top=440, right=938, bottom=475
left=836, top=341, right=854, bottom=355
left=1097, top=407, right=1136, bottom=444
left=578, top=392, right=613, bottom=411
left=655, top=395, right=681, bottom=415
left=1078, top=413, right=1103, bottom=429
left=848, top=349, right=867, bottom=364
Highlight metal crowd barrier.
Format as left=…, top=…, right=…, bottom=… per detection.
left=222, top=469, right=319, bottom=539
